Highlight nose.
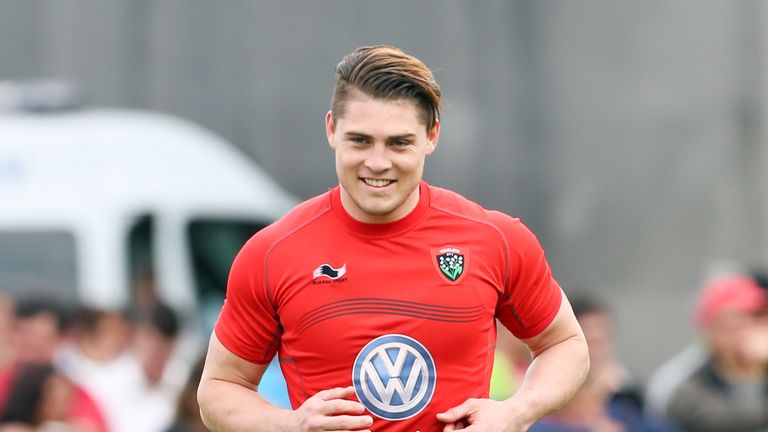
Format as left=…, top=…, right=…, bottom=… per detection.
left=363, top=143, right=392, bottom=173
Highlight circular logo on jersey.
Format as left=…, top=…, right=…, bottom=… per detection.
left=352, top=334, right=436, bottom=421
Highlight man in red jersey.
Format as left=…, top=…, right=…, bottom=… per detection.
left=198, top=45, right=589, bottom=432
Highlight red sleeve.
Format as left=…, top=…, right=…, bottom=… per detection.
left=214, top=233, right=281, bottom=364
left=489, top=213, right=562, bottom=339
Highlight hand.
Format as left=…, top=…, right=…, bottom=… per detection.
left=287, top=386, right=373, bottom=432
left=436, top=398, right=526, bottom=432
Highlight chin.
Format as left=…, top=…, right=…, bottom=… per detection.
left=360, top=197, right=407, bottom=217
left=360, top=203, right=396, bottom=217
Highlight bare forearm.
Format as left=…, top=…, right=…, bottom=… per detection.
left=198, top=377, right=291, bottom=432
left=198, top=336, right=372, bottom=432
left=506, top=335, right=590, bottom=429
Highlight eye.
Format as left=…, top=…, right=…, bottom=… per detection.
left=350, top=136, right=367, bottom=144
left=392, top=139, right=411, bottom=147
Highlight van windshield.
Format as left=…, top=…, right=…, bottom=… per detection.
left=0, top=230, right=78, bottom=302
left=188, top=219, right=269, bottom=333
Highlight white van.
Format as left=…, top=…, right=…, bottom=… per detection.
left=0, top=103, right=296, bottom=352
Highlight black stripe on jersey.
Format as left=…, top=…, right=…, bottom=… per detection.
left=298, top=297, right=483, bottom=327
left=295, top=297, right=486, bottom=334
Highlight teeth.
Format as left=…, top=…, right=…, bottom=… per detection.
left=364, top=178, right=392, bottom=187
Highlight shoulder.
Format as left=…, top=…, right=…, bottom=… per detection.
left=428, top=184, right=534, bottom=242
left=240, top=190, right=332, bottom=253
left=667, top=362, right=725, bottom=413
left=266, top=190, right=332, bottom=235
left=429, top=184, right=489, bottom=216
left=673, top=361, right=722, bottom=393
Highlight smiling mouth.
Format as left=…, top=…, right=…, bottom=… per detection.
left=362, top=178, right=395, bottom=188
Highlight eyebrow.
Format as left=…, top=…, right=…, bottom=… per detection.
left=344, top=131, right=417, bottom=140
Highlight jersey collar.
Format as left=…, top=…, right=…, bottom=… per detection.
left=330, top=181, right=431, bottom=238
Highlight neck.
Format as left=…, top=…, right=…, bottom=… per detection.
left=715, top=359, right=767, bottom=382
left=338, top=183, right=421, bottom=224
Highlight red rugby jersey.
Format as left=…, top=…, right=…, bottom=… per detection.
left=215, top=181, right=562, bottom=432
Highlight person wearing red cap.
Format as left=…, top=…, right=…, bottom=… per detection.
left=664, top=274, right=768, bottom=432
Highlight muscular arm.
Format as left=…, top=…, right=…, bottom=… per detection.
left=197, top=333, right=373, bottom=432
left=509, top=294, right=590, bottom=427
left=197, top=333, right=291, bottom=431
left=437, top=293, right=589, bottom=431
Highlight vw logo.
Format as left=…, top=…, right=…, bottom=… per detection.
left=352, top=334, right=436, bottom=421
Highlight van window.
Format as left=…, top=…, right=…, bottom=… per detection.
left=127, top=214, right=156, bottom=311
left=188, top=219, right=269, bottom=332
left=0, top=230, right=78, bottom=303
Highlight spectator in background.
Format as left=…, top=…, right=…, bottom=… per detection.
left=663, top=274, right=768, bottom=432
left=63, top=307, right=132, bottom=365
left=0, top=300, right=107, bottom=432
left=0, top=295, right=14, bottom=370
left=7, top=300, right=65, bottom=365
left=646, top=267, right=768, bottom=418
left=109, top=304, right=189, bottom=432
left=644, top=342, right=705, bottom=420
left=490, top=325, right=532, bottom=401
left=0, top=363, right=93, bottom=432
left=531, top=293, right=678, bottom=432
left=54, top=303, right=191, bottom=432
left=163, top=357, right=206, bottom=432
left=55, top=307, right=135, bottom=432
left=133, top=303, right=185, bottom=388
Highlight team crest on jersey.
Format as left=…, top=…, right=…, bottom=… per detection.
left=352, top=334, right=436, bottom=421
left=433, top=247, right=465, bottom=282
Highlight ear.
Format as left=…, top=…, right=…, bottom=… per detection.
left=425, top=119, right=440, bottom=156
left=325, top=111, right=336, bottom=150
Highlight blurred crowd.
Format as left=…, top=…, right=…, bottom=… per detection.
left=493, top=270, right=768, bottom=432
left=1, top=267, right=767, bottom=432
left=0, top=298, right=205, bottom=432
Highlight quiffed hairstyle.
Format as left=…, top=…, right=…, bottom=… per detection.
left=331, top=45, right=442, bottom=133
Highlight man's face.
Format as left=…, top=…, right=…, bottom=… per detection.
left=579, top=311, right=615, bottom=369
left=13, top=313, right=61, bottom=363
left=135, top=326, right=175, bottom=386
left=326, top=91, right=439, bottom=223
left=706, top=309, right=767, bottom=365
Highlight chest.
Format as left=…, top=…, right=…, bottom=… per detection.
left=268, top=230, right=506, bottom=354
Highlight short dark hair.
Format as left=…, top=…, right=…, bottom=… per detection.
left=568, top=292, right=608, bottom=319
left=331, top=45, right=442, bottom=133
left=137, top=303, right=179, bottom=339
left=15, top=299, right=68, bottom=334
